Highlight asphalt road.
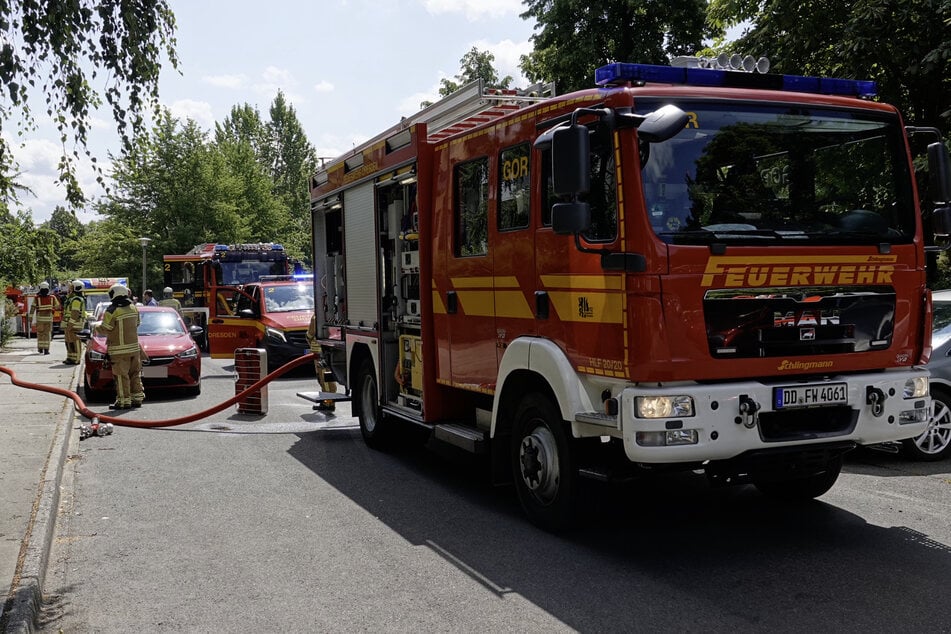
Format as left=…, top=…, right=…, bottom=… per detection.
left=38, top=354, right=951, bottom=632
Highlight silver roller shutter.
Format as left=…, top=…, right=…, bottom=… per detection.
left=344, top=182, right=378, bottom=327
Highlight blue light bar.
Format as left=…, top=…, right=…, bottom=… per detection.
left=594, top=63, right=877, bottom=98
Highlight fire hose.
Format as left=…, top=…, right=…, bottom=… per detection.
left=0, top=352, right=317, bottom=430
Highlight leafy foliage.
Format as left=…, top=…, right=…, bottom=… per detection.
left=519, top=0, right=714, bottom=93
left=439, top=47, right=514, bottom=97
left=0, top=209, right=57, bottom=286
left=707, top=0, right=950, bottom=132
left=0, top=0, right=179, bottom=209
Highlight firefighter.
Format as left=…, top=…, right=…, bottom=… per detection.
left=305, top=312, right=337, bottom=411
left=95, top=284, right=145, bottom=409
left=63, top=279, right=87, bottom=365
left=158, top=286, right=182, bottom=316
left=28, top=281, right=60, bottom=355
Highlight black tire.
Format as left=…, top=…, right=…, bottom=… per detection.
left=83, top=380, right=110, bottom=404
left=902, top=387, right=951, bottom=461
left=356, top=358, right=390, bottom=449
left=511, top=393, right=578, bottom=532
left=754, top=456, right=842, bottom=501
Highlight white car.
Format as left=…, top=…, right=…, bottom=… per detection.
left=912, top=289, right=951, bottom=460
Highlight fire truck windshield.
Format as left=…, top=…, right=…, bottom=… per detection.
left=220, top=260, right=286, bottom=285
left=637, top=100, right=916, bottom=245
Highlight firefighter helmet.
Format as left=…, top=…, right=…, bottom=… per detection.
left=72, top=279, right=84, bottom=292
left=163, top=287, right=174, bottom=297
left=39, top=281, right=50, bottom=290
left=108, top=283, right=129, bottom=299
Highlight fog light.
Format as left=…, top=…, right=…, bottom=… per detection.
left=899, top=408, right=929, bottom=424
left=903, top=377, right=928, bottom=399
left=636, top=429, right=699, bottom=446
left=666, top=429, right=699, bottom=445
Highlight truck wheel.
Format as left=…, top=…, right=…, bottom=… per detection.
left=357, top=358, right=389, bottom=449
left=902, top=386, right=951, bottom=461
left=511, top=393, right=578, bottom=532
left=754, top=456, right=842, bottom=501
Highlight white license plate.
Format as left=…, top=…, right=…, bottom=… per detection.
left=774, top=382, right=848, bottom=409
left=142, top=365, right=168, bottom=378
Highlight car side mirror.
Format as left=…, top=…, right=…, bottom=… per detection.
left=78, top=328, right=91, bottom=342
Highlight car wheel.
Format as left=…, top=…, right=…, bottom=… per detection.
left=83, top=379, right=110, bottom=404
left=903, top=386, right=951, bottom=461
left=356, top=358, right=390, bottom=449
left=754, top=456, right=842, bottom=501
left=511, top=393, right=578, bottom=532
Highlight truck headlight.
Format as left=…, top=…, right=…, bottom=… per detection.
left=903, top=377, right=928, bottom=398
left=265, top=327, right=286, bottom=343
left=636, top=429, right=699, bottom=446
left=635, top=395, right=694, bottom=418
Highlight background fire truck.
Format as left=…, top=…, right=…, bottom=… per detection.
left=162, top=242, right=304, bottom=354
left=308, top=58, right=951, bottom=530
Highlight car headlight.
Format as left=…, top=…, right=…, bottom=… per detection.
left=88, top=350, right=107, bottom=361
left=178, top=346, right=199, bottom=360
left=903, top=376, right=928, bottom=399
left=634, top=395, right=695, bottom=418
left=265, top=326, right=286, bottom=342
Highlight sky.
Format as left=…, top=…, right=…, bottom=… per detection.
left=9, top=0, right=539, bottom=224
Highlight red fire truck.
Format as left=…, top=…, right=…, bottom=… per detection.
left=308, top=59, right=951, bottom=530
left=163, top=242, right=305, bottom=356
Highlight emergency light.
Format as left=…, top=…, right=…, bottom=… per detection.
left=594, top=62, right=877, bottom=98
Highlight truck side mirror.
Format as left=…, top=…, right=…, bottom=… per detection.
left=551, top=123, right=590, bottom=196
left=927, top=142, right=951, bottom=205
left=552, top=202, right=592, bottom=235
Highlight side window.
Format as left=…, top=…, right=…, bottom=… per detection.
left=454, top=157, right=489, bottom=257
left=584, top=126, right=618, bottom=242
left=539, top=129, right=617, bottom=240
left=499, top=143, right=530, bottom=231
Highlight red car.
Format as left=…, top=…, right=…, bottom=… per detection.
left=82, top=306, right=203, bottom=402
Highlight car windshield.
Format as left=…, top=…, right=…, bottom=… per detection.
left=932, top=300, right=951, bottom=350
left=138, top=312, right=186, bottom=336
left=263, top=284, right=313, bottom=313
left=638, top=100, right=915, bottom=245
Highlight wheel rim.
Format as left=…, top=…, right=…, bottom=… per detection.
left=915, top=399, right=951, bottom=455
left=361, top=373, right=377, bottom=433
left=518, top=423, right=560, bottom=505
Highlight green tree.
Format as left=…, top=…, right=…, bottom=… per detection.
left=0, top=0, right=179, bottom=209
left=707, top=0, right=950, bottom=131
left=103, top=110, right=251, bottom=275
left=519, top=0, right=713, bottom=93
left=42, top=205, right=86, bottom=274
left=0, top=210, right=56, bottom=286
left=264, top=91, right=317, bottom=260
left=439, top=47, right=514, bottom=97
left=74, top=217, right=146, bottom=290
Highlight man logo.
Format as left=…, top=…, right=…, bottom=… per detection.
left=800, top=328, right=816, bottom=341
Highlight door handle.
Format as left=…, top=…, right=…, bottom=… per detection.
left=446, top=291, right=458, bottom=314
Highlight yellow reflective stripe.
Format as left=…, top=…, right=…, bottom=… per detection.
left=540, top=275, right=623, bottom=290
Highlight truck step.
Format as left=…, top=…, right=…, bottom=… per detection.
left=434, top=423, right=486, bottom=454
left=296, top=391, right=352, bottom=404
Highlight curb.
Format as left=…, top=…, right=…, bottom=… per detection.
left=1, top=368, right=78, bottom=634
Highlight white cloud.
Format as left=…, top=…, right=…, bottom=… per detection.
left=4, top=134, right=107, bottom=223
left=203, top=74, right=248, bottom=89
left=313, top=80, right=334, bottom=93
left=422, top=0, right=522, bottom=20
left=167, top=99, right=216, bottom=128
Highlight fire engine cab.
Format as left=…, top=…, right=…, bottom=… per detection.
left=308, top=58, right=951, bottom=530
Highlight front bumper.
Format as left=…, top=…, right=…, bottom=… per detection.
left=615, top=369, right=930, bottom=464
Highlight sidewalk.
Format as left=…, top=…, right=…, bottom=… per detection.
left=0, top=335, right=80, bottom=633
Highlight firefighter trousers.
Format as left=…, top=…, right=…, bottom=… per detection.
left=35, top=321, right=53, bottom=353
left=110, top=352, right=145, bottom=406
left=65, top=326, right=83, bottom=363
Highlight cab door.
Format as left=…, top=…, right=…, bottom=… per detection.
left=208, top=286, right=259, bottom=358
